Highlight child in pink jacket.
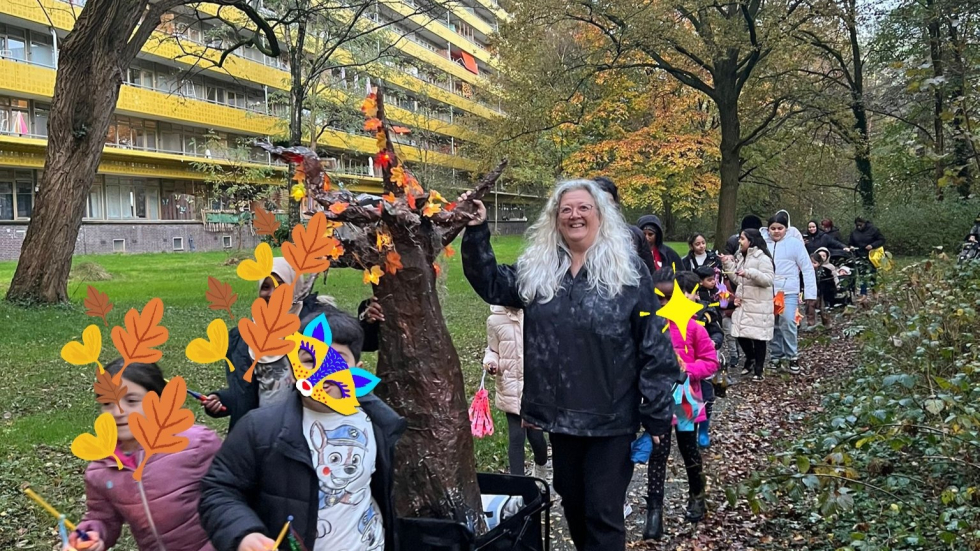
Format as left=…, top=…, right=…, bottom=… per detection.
left=643, top=268, right=718, bottom=540
left=65, top=359, right=221, bottom=551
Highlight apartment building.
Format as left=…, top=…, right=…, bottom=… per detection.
left=0, top=0, right=529, bottom=260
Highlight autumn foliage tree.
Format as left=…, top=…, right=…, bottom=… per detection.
left=260, top=87, right=506, bottom=529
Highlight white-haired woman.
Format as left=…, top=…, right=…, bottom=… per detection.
left=460, top=180, right=679, bottom=551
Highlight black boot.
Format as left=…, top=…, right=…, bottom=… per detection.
left=684, top=493, right=707, bottom=523
left=642, top=502, right=664, bottom=540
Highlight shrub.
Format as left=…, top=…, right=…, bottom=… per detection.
left=69, top=262, right=112, bottom=281
left=834, top=196, right=980, bottom=256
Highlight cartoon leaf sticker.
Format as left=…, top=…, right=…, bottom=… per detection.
left=238, top=285, right=300, bottom=383
left=95, top=368, right=128, bottom=414
left=129, top=376, right=195, bottom=481
left=237, top=242, right=274, bottom=283
left=252, top=205, right=281, bottom=236
left=72, top=412, right=123, bottom=469
left=110, top=298, right=169, bottom=370
left=363, top=266, right=384, bottom=285
left=186, top=318, right=235, bottom=373
left=205, top=276, right=238, bottom=322
left=385, top=251, right=403, bottom=275
left=61, top=325, right=104, bottom=372
left=328, top=202, right=349, bottom=215
left=282, top=211, right=334, bottom=277
left=84, top=286, right=114, bottom=327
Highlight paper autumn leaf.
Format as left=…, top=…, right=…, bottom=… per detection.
left=72, top=412, right=123, bottom=469
left=186, top=318, right=235, bottom=373
left=237, top=242, right=274, bottom=283
left=292, top=166, right=306, bottom=182
left=61, top=324, right=103, bottom=372
left=290, top=183, right=306, bottom=202
left=376, top=231, right=393, bottom=251
left=95, top=369, right=128, bottom=413
left=323, top=220, right=341, bottom=237
left=84, top=286, right=114, bottom=327
left=391, top=167, right=406, bottom=188
left=445, top=201, right=457, bottom=212
left=253, top=205, right=281, bottom=236
left=382, top=192, right=395, bottom=203
left=361, top=95, right=378, bottom=117
left=363, top=266, right=383, bottom=285
left=322, top=174, right=332, bottom=191
left=205, top=276, right=238, bottom=322
left=111, top=298, right=168, bottom=370
left=422, top=201, right=442, bottom=217
left=328, top=202, right=348, bottom=215
left=376, top=132, right=387, bottom=151
left=429, top=190, right=447, bottom=204
left=392, top=126, right=411, bottom=135
left=282, top=211, right=334, bottom=276
left=364, top=118, right=383, bottom=131
left=444, top=244, right=456, bottom=258
left=385, top=251, right=403, bottom=275
left=375, top=151, right=392, bottom=169
left=129, top=376, right=195, bottom=481
left=238, top=285, right=300, bottom=383
left=325, top=237, right=344, bottom=260
left=406, top=193, right=417, bottom=210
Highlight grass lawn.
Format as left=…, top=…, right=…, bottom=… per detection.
left=0, top=237, right=687, bottom=549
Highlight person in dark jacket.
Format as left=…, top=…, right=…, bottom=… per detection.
left=803, top=220, right=847, bottom=255
left=594, top=176, right=657, bottom=276
left=637, top=214, right=684, bottom=273
left=460, top=179, right=679, bottom=551
left=821, top=219, right=843, bottom=242
left=681, top=232, right=722, bottom=272
left=725, top=215, right=763, bottom=255
left=848, top=217, right=886, bottom=296
left=967, top=212, right=980, bottom=242
left=199, top=310, right=406, bottom=551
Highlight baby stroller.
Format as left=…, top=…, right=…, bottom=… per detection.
left=959, top=241, right=980, bottom=263
left=830, top=250, right=858, bottom=307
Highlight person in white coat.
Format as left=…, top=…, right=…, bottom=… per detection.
left=721, top=229, right=775, bottom=381
left=765, top=211, right=817, bottom=374
left=483, top=305, right=549, bottom=479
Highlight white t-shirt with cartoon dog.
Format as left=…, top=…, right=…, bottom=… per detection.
left=302, top=407, right=384, bottom=551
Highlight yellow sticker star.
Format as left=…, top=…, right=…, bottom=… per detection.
left=640, top=311, right=651, bottom=317
left=655, top=280, right=704, bottom=341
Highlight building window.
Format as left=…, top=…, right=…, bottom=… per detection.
left=161, top=181, right=198, bottom=220
left=0, top=97, right=32, bottom=136
left=173, top=236, right=184, bottom=250
left=0, top=169, right=34, bottom=219
left=33, top=104, right=49, bottom=137
left=87, top=179, right=104, bottom=219
left=222, top=235, right=232, bottom=248
left=112, top=239, right=126, bottom=252
left=29, top=32, right=54, bottom=67
left=16, top=182, right=32, bottom=218
left=0, top=26, right=26, bottom=62
left=0, top=182, right=12, bottom=220
left=104, top=177, right=160, bottom=220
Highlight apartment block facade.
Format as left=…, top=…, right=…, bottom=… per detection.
left=0, top=0, right=530, bottom=260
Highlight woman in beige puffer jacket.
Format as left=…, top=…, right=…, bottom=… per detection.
left=722, top=229, right=775, bottom=381
left=483, top=305, right=548, bottom=477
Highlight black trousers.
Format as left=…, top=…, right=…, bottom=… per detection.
left=738, top=337, right=768, bottom=376
left=551, top=433, right=634, bottom=551
left=646, top=428, right=704, bottom=507
left=506, top=413, right=548, bottom=475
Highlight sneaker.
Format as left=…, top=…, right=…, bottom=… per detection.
left=740, top=367, right=751, bottom=376
left=752, top=375, right=763, bottom=382
left=787, top=359, right=801, bottom=374
left=624, top=503, right=633, bottom=519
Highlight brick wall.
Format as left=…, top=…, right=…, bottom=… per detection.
left=0, top=222, right=262, bottom=260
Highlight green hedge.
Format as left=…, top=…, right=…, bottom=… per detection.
left=834, top=197, right=980, bottom=257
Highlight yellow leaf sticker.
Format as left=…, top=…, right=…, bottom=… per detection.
left=237, top=242, right=274, bottom=283
left=71, top=412, right=123, bottom=469
left=363, top=265, right=384, bottom=285
left=60, top=324, right=104, bottom=372
left=186, top=319, right=235, bottom=372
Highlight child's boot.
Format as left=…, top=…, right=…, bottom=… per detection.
left=684, top=492, right=707, bottom=523
left=642, top=498, right=664, bottom=540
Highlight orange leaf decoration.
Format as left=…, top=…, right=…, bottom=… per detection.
left=363, top=266, right=384, bottom=285
left=253, top=205, right=280, bottom=236
left=392, top=126, right=412, bottom=135
left=391, top=167, right=407, bottom=188
left=322, top=174, right=332, bottom=191
left=429, top=190, right=447, bottom=203
left=292, top=166, right=306, bottom=182
left=238, top=285, right=300, bottom=383
left=445, top=201, right=458, bottom=211
left=323, top=220, right=341, bottom=237
left=329, top=202, right=349, bottom=215
left=376, top=230, right=393, bottom=251
left=423, top=201, right=442, bottom=217
left=385, top=251, right=404, bottom=275
left=433, top=263, right=442, bottom=277
left=282, top=211, right=334, bottom=276
left=376, top=132, right=387, bottom=151
left=205, top=276, right=238, bottom=322
left=85, top=286, right=114, bottom=327
left=110, top=298, right=169, bottom=372
left=325, top=237, right=344, bottom=260
left=361, top=95, right=378, bottom=118
left=407, top=193, right=417, bottom=210
left=445, top=244, right=456, bottom=258
left=364, top=118, right=383, bottom=131
left=382, top=192, right=396, bottom=203
left=129, top=376, right=194, bottom=481
left=95, top=368, right=128, bottom=414
left=376, top=151, right=392, bottom=169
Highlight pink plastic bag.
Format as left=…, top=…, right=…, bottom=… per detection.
left=469, top=371, right=494, bottom=438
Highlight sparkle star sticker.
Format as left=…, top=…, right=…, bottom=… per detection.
left=655, top=280, right=704, bottom=341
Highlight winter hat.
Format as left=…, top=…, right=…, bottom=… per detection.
left=740, top=215, right=763, bottom=231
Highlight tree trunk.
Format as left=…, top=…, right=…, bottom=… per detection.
left=713, top=89, right=741, bottom=251
left=287, top=19, right=307, bottom=227
left=925, top=0, right=946, bottom=199
left=5, top=0, right=136, bottom=304
left=847, top=4, right=874, bottom=209
left=373, top=222, right=485, bottom=531
left=946, top=19, right=973, bottom=198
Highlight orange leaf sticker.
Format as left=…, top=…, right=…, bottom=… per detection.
left=382, top=192, right=396, bottom=203
left=329, top=202, right=349, bottom=215
left=445, top=244, right=456, bottom=258
left=376, top=132, right=387, bottom=151
left=253, top=205, right=280, bottom=236
left=238, top=285, right=300, bottom=383
left=385, top=251, right=403, bottom=275
left=363, top=266, right=384, bottom=285
left=85, top=286, right=114, bottom=327
left=110, top=298, right=169, bottom=371
left=392, top=126, right=411, bottom=135
left=205, top=276, right=238, bottom=322
left=282, top=212, right=335, bottom=276
left=129, top=376, right=195, bottom=481
left=364, top=118, right=383, bottom=131
left=422, top=201, right=442, bottom=217
left=95, top=368, right=128, bottom=414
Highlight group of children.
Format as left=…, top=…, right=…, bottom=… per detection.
left=66, top=265, right=400, bottom=551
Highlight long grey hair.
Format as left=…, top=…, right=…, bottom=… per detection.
left=516, top=179, right=641, bottom=303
